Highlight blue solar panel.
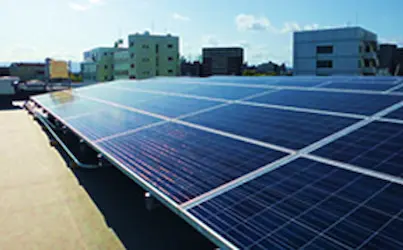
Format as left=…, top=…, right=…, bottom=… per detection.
left=320, top=82, right=393, bottom=91
left=385, top=107, right=403, bottom=120
left=110, top=81, right=270, bottom=100
left=67, top=108, right=161, bottom=140
left=248, top=89, right=403, bottom=116
left=184, top=104, right=358, bottom=149
left=192, top=76, right=323, bottom=87
left=79, top=87, right=222, bottom=117
left=392, top=86, right=403, bottom=93
left=313, top=121, right=403, bottom=177
left=39, top=98, right=104, bottom=118
left=96, top=123, right=288, bottom=203
left=189, top=158, right=403, bottom=249
left=30, top=77, right=403, bottom=249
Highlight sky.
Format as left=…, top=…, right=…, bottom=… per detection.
left=1, top=0, right=403, bottom=67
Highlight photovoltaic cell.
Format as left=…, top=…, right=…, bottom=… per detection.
left=313, top=121, right=403, bottom=177
left=248, top=89, right=403, bottom=116
left=392, top=86, right=403, bottom=93
left=79, top=87, right=222, bottom=117
left=111, top=82, right=270, bottom=100
left=66, top=108, right=162, bottom=141
left=36, top=98, right=105, bottom=118
left=184, top=104, right=358, bottom=149
left=189, top=158, right=403, bottom=249
left=96, top=123, right=288, bottom=203
left=320, top=82, right=393, bottom=91
left=385, top=107, right=403, bottom=120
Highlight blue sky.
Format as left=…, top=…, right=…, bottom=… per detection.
left=1, top=0, right=403, bottom=66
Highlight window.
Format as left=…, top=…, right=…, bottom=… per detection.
left=316, top=46, right=333, bottom=54
left=131, top=64, right=135, bottom=68
left=168, top=69, right=173, bottom=73
left=104, top=65, right=108, bottom=69
left=130, top=53, right=135, bottom=58
left=167, top=44, right=173, bottom=48
left=104, top=52, right=107, bottom=56
left=104, top=76, right=108, bottom=80
left=129, top=41, right=134, bottom=47
left=168, top=57, right=173, bottom=61
left=142, top=58, right=150, bottom=62
left=156, top=44, right=159, bottom=53
left=129, top=75, right=136, bottom=79
left=156, top=70, right=159, bottom=76
left=316, top=60, right=333, bottom=68
left=142, top=44, right=149, bottom=49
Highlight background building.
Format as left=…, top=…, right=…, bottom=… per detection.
left=127, top=32, right=179, bottom=79
left=180, top=59, right=201, bottom=77
left=81, top=47, right=125, bottom=82
left=0, top=67, right=9, bottom=77
left=293, top=27, right=379, bottom=76
left=9, top=63, right=46, bottom=81
left=113, top=49, right=130, bottom=80
left=202, top=47, right=244, bottom=76
left=378, top=44, right=403, bottom=76
left=45, top=58, right=69, bottom=82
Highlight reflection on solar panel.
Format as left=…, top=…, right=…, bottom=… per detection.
left=248, top=89, right=403, bottom=116
left=320, top=82, right=395, bottom=91
left=31, top=76, right=403, bottom=249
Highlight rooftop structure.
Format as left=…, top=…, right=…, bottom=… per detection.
left=29, top=75, right=403, bottom=249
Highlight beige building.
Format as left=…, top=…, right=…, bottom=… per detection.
left=125, top=32, right=180, bottom=79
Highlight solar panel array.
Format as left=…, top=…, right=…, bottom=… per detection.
left=31, top=76, right=403, bottom=249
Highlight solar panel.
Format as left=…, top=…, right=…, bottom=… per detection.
left=79, top=86, right=222, bottom=117
left=189, top=158, right=403, bottom=249
left=313, top=121, right=403, bottom=176
left=30, top=76, right=403, bottom=249
left=109, top=82, right=271, bottom=100
left=96, top=123, right=288, bottom=203
left=385, top=107, right=403, bottom=120
left=247, top=89, right=403, bottom=116
left=184, top=104, right=358, bottom=149
left=320, top=82, right=394, bottom=91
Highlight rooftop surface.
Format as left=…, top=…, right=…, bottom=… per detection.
left=0, top=103, right=214, bottom=249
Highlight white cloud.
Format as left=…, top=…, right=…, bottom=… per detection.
left=68, top=2, right=89, bottom=11
left=280, top=22, right=301, bottom=33
left=172, top=13, right=190, bottom=21
left=235, top=14, right=272, bottom=31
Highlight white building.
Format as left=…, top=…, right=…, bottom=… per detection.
left=126, top=32, right=179, bottom=79
left=293, top=27, right=379, bottom=76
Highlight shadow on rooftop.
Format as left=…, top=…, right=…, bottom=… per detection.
left=37, top=124, right=216, bottom=250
